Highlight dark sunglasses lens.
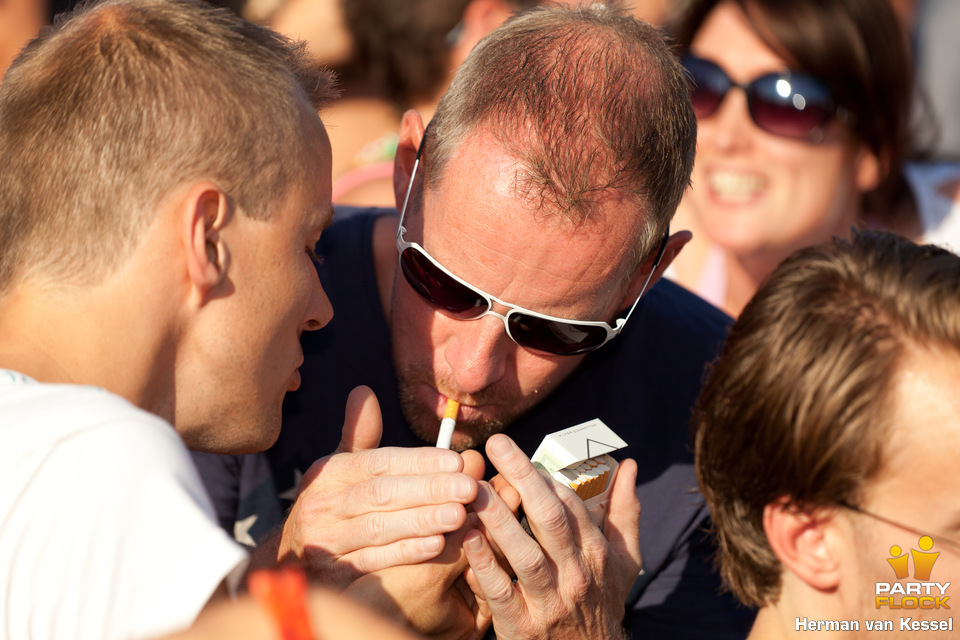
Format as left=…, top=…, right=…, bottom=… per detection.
left=507, top=313, right=608, bottom=355
left=683, top=56, right=729, bottom=119
left=749, top=74, right=833, bottom=140
left=400, top=247, right=487, bottom=317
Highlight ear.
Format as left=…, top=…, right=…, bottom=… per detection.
left=455, top=0, right=515, bottom=53
left=854, top=145, right=881, bottom=193
left=763, top=498, right=842, bottom=593
left=180, top=181, right=231, bottom=300
left=393, top=109, right=426, bottom=208
left=617, top=230, right=691, bottom=309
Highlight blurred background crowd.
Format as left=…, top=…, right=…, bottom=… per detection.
left=3, top=0, right=959, bottom=312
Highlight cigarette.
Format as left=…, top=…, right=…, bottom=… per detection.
left=436, top=399, right=460, bottom=449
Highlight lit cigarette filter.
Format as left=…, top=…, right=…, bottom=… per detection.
left=436, top=399, right=460, bottom=448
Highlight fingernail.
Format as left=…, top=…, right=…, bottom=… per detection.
left=440, top=504, right=461, bottom=526
left=453, top=475, right=476, bottom=501
left=438, top=453, right=460, bottom=472
left=422, top=535, right=442, bottom=553
left=488, top=434, right=511, bottom=457
left=464, top=531, right=483, bottom=552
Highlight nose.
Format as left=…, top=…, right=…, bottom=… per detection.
left=301, top=273, right=334, bottom=333
left=442, top=313, right=513, bottom=395
left=703, top=87, right=754, bottom=153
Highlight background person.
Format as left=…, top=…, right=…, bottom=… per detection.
left=665, top=0, right=960, bottom=317
left=693, top=229, right=960, bottom=638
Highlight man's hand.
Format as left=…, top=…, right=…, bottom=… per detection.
left=344, top=517, right=491, bottom=640
left=274, top=386, right=480, bottom=589
left=462, top=434, right=642, bottom=640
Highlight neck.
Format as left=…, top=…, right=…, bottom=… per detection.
left=0, top=272, right=179, bottom=421
left=723, top=250, right=778, bottom=317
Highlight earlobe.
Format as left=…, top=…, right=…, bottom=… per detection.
left=182, top=182, right=231, bottom=298
left=855, top=146, right=881, bottom=193
left=763, top=499, right=842, bottom=593
left=458, top=0, right=514, bottom=51
left=394, top=110, right=426, bottom=205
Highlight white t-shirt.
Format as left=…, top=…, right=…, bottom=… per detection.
left=0, top=370, right=248, bottom=640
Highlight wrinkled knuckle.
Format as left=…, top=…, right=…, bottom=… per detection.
left=485, top=577, right=515, bottom=604
left=366, top=449, right=390, bottom=476
left=514, top=548, right=545, bottom=577
left=296, top=493, right=331, bottom=524
left=538, top=501, right=569, bottom=535
left=362, top=511, right=387, bottom=542
left=367, top=476, right=394, bottom=507
left=420, top=506, right=442, bottom=529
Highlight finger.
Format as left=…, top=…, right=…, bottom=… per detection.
left=313, top=446, right=465, bottom=487
left=337, top=472, right=479, bottom=517
left=485, top=434, right=577, bottom=552
left=462, top=529, right=525, bottom=622
left=603, top=458, right=642, bottom=577
left=460, top=449, right=486, bottom=481
left=471, top=482, right=554, bottom=598
left=333, top=502, right=469, bottom=552
left=336, top=385, right=383, bottom=453
left=340, top=533, right=450, bottom=576
left=496, top=484, right=521, bottom=513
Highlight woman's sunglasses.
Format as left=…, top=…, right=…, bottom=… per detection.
left=395, top=153, right=668, bottom=356
left=682, top=54, right=837, bottom=142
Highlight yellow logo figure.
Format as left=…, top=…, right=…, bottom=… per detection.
left=887, top=545, right=909, bottom=580
left=886, top=536, right=940, bottom=580
left=912, top=536, right=940, bottom=581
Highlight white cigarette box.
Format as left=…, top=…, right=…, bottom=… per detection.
left=531, top=418, right=627, bottom=528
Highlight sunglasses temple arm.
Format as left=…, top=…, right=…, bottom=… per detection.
left=396, top=156, right=421, bottom=239
left=617, top=232, right=669, bottom=330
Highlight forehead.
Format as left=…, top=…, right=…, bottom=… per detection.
left=283, top=111, right=333, bottom=230
left=866, top=346, right=960, bottom=509
left=692, top=2, right=787, bottom=79
left=416, top=132, right=642, bottom=314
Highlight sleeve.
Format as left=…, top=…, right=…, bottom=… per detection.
left=4, top=415, right=248, bottom=640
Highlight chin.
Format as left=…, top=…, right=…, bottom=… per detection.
left=188, top=411, right=282, bottom=455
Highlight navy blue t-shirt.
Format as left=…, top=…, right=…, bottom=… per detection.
left=193, top=209, right=754, bottom=639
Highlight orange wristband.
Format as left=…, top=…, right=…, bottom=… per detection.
left=248, top=566, right=315, bottom=640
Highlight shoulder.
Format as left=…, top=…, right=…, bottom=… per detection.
left=0, top=379, right=246, bottom=638
left=1, top=378, right=204, bottom=502
left=635, top=279, right=732, bottom=352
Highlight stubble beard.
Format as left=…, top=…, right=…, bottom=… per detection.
left=394, top=361, right=541, bottom=452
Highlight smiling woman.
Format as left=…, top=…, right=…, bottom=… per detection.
left=664, top=0, right=960, bottom=318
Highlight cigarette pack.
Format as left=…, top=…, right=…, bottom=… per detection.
left=531, top=418, right=627, bottom=528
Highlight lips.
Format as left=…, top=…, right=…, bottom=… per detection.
left=708, top=169, right=766, bottom=203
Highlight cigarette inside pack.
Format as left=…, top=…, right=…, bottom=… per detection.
left=551, top=453, right=617, bottom=500
left=531, top=419, right=627, bottom=527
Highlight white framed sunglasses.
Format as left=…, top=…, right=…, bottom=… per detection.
left=395, top=148, right=667, bottom=356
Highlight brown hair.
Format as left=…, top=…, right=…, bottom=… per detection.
left=0, top=0, right=336, bottom=290
left=424, top=1, right=697, bottom=265
left=343, top=0, right=541, bottom=109
left=693, top=229, right=960, bottom=607
left=670, top=0, right=914, bottom=221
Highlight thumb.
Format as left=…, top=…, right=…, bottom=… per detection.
left=604, top=458, right=642, bottom=577
left=335, top=385, right=383, bottom=453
